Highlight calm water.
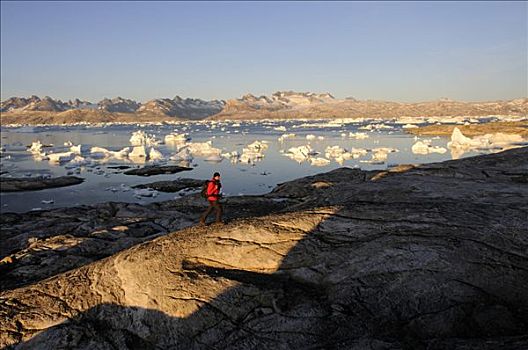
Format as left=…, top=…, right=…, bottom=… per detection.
left=0, top=119, right=493, bottom=213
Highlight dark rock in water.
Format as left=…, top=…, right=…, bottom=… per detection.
left=133, top=178, right=205, bottom=192
left=1, top=148, right=527, bottom=349
left=106, top=165, right=132, bottom=170
left=123, top=165, right=192, bottom=176
left=0, top=176, right=84, bottom=192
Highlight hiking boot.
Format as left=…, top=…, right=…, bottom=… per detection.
left=198, top=219, right=206, bottom=226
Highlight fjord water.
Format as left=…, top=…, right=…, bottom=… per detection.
left=0, top=120, right=487, bottom=213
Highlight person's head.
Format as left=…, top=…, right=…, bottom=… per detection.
left=213, top=172, right=220, bottom=180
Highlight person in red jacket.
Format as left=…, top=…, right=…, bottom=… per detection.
left=200, top=172, right=223, bottom=225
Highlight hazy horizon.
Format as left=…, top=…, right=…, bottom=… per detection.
left=1, top=1, right=526, bottom=103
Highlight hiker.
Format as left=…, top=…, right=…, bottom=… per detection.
left=200, top=172, right=224, bottom=225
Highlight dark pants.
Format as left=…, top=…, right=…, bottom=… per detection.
left=200, top=200, right=223, bottom=223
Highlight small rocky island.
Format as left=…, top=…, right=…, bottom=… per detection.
left=0, top=176, right=84, bottom=192
left=1, top=148, right=527, bottom=349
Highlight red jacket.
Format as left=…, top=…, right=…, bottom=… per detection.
left=207, top=179, right=221, bottom=201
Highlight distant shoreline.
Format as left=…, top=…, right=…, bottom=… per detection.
left=1, top=112, right=526, bottom=129
left=1, top=93, right=526, bottom=126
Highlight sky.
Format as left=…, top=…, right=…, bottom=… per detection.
left=1, top=1, right=526, bottom=103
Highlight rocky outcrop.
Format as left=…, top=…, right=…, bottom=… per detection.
left=137, top=96, right=225, bottom=119
left=97, top=97, right=140, bottom=113
left=0, top=176, right=84, bottom=192
left=0, top=195, right=295, bottom=291
left=123, top=165, right=193, bottom=176
left=1, top=147, right=527, bottom=349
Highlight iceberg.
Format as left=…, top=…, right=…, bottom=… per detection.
left=402, top=124, right=419, bottom=129
left=349, top=132, right=369, bottom=139
left=130, top=130, right=160, bottom=146
left=129, top=146, right=148, bottom=160
left=69, top=144, right=88, bottom=155
left=90, top=146, right=130, bottom=160
left=48, top=151, right=75, bottom=164
left=278, top=133, right=296, bottom=142
left=29, top=141, right=43, bottom=154
left=239, top=140, right=269, bottom=164
left=361, top=147, right=398, bottom=164
left=204, top=154, right=224, bottom=163
left=187, top=141, right=222, bottom=157
left=165, top=133, right=190, bottom=144
left=411, top=140, right=447, bottom=155
left=447, top=127, right=525, bottom=159
left=170, top=146, right=193, bottom=161
left=310, top=157, right=331, bottom=166
left=69, top=155, right=91, bottom=166
left=149, top=148, right=164, bottom=162
left=284, top=144, right=316, bottom=163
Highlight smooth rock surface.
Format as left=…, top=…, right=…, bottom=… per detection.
left=1, top=148, right=527, bottom=349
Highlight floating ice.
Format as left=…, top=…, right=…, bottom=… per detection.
left=306, top=134, right=316, bottom=140
left=361, top=147, right=398, bottom=164
left=348, top=132, right=369, bottom=139
left=47, top=151, right=75, bottom=164
left=274, top=126, right=287, bottom=132
left=29, top=141, right=43, bottom=154
left=69, top=155, right=91, bottom=166
left=28, top=141, right=49, bottom=161
left=187, top=141, right=222, bottom=157
left=149, top=148, right=164, bottom=162
left=165, top=133, right=190, bottom=144
left=325, top=145, right=348, bottom=159
left=128, top=146, right=148, bottom=163
left=278, top=133, right=296, bottom=142
left=90, top=146, right=130, bottom=160
left=69, top=144, right=88, bottom=155
left=402, top=124, right=419, bottom=129
left=310, top=157, right=331, bottom=166
left=411, top=140, right=447, bottom=155
left=359, top=123, right=393, bottom=131
left=239, top=140, right=269, bottom=164
left=221, top=151, right=240, bottom=163
left=284, top=145, right=317, bottom=163
left=170, top=146, right=193, bottom=161
left=130, top=130, right=160, bottom=146
left=447, top=127, right=525, bottom=159
left=134, top=188, right=158, bottom=198
left=204, top=154, right=224, bottom=162
left=448, top=128, right=483, bottom=148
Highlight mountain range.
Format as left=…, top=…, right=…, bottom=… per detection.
left=1, top=92, right=527, bottom=124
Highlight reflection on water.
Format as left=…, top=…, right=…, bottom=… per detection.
left=0, top=120, right=519, bottom=213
